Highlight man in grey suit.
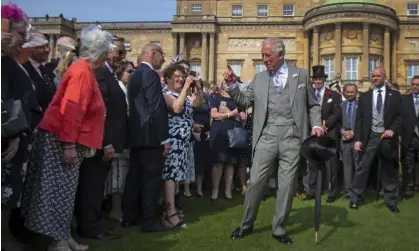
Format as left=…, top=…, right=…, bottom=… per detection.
left=225, top=37, right=323, bottom=244
left=340, top=83, right=358, bottom=196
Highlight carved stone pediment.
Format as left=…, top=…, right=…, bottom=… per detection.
left=228, top=38, right=296, bottom=51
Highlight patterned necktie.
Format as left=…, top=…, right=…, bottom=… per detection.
left=415, top=95, right=419, bottom=117
left=274, top=72, right=283, bottom=94
left=316, top=89, right=321, bottom=104
left=347, top=102, right=353, bottom=130
left=376, top=89, right=383, bottom=114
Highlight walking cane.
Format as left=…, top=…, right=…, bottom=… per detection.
left=314, top=120, right=327, bottom=244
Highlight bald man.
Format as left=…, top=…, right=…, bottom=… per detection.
left=349, top=67, right=403, bottom=213
left=122, top=44, right=170, bottom=232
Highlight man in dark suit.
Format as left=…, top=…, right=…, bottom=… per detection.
left=401, top=75, right=419, bottom=199
left=340, top=83, right=358, bottom=196
left=22, top=32, right=56, bottom=115
left=350, top=67, right=403, bottom=212
left=76, top=38, right=127, bottom=240
left=122, top=43, right=170, bottom=232
left=304, top=65, right=341, bottom=203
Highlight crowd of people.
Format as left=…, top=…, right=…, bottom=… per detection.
left=2, top=3, right=419, bottom=251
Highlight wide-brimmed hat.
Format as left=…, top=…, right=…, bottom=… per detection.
left=301, top=135, right=336, bottom=163
left=311, top=65, right=328, bottom=79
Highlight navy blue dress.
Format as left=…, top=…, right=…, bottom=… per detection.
left=209, top=93, right=241, bottom=165
left=193, top=93, right=211, bottom=175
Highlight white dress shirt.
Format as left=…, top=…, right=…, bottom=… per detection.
left=29, top=57, right=43, bottom=79
left=372, top=85, right=386, bottom=111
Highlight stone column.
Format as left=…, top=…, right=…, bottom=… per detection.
left=335, top=23, right=342, bottom=77
left=48, top=34, right=56, bottom=60
left=201, top=33, right=208, bottom=81
left=179, top=32, right=185, bottom=54
left=362, top=23, right=370, bottom=80
left=384, top=26, right=390, bottom=77
left=312, top=27, right=319, bottom=67
left=171, top=33, right=178, bottom=58
left=208, top=33, right=216, bottom=83
left=304, top=32, right=310, bottom=70
left=391, top=32, right=397, bottom=82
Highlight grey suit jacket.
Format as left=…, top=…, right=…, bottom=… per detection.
left=228, top=65, right=321, bottom=154
left=340, top=100, right=357, bottom=131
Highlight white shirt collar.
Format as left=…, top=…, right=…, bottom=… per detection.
left=142, top=61, right=154, bottom=70
left=29, top=57, right=43, bottom=78
left=272, top=61, right=288, bottom=75
left=105, top=61, right=113, bottom=73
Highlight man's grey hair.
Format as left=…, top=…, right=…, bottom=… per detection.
left=140, top=43, right=159, bottom=58
left=263, top=37, right=286, bottom=56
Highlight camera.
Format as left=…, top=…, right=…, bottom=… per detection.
left=189, top=70, right=197, bottom=88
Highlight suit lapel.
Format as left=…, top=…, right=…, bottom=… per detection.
left=407, top=94, right=416, bottom=118
left=261, top=70, right=270, bottom=114
left=288, top=66, right=298, bottom=106
left=383, top=88, right=391, bottom=121
left=342, top=102, right=348, bottom=128
left=321, top=88, right=330, bottom=107
left=365, top=90, right=373, bottom=123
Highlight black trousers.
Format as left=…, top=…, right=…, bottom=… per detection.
left=349, top=132, right=398, bottom=205
left=402, top=136, right=419, bottom=195
left=304, top=152, right=339, bottom=198
left=76, top=151, right=111, bottom=236
left=122, top=146, right=164, bottom=228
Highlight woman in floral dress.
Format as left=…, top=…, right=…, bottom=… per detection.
left=161, top=64, right=201, bottom=229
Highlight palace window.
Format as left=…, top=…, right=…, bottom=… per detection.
left=151, top=41, right=161, bottom=47
left=255, top=62, right=266, bottom=73
left=124, top=40, right=131, bottom=51
left=323, top=58, right=334, bottom=81
left=407, top=3, right=418, bottom=15
left=283, top=4, right=294, bottom=16
left=257, top=5, right=269, bottom=17
left=191, top=4, right=202, bottom=12
left=191, top=64, right=202, bottom=77
left=345, top=57, right=358, bottom=80
left=407, top=64, right=419, bottom=85
left=368, top=59, right=380, bottom=79
left=232, top=5, right=243, bottom=17
left=229, top=62, right=242, bottom=77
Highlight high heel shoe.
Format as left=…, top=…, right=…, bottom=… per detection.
left=68, top=237, right=89, bottom=251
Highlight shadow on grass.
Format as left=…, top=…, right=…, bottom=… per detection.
left=251, top=204, right=357, bottom=244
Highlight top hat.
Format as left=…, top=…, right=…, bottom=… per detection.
left=301, top=135, right=337, bottom=163
left=311, top=65, right=328, bottom=79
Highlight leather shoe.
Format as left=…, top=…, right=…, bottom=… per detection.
left=386, top=204, right=400, bottom=213
left=231, top=226, right=253, bottom=239
left=272, top=234, right=293, bottom=244
left=326, top=197, right=336, bottom=203
left=303, top=195, right=315, bottom=201
left=122, top=219, right=139, bottom=228
left=349, top=202, right=358, bottom=209
left=141, top=223, right=169, bottom=233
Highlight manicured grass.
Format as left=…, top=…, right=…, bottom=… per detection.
left=83, top=191, right=419, bottom=251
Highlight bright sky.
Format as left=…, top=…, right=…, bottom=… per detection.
left=10, top=0, right=176, bottom=22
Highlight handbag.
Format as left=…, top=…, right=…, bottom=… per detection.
left=1, top=98, right=29, bottom=140
left=227, top=125, right=249, bottom=149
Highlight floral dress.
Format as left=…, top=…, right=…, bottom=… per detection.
left=162, top=87, right=194, bottom=181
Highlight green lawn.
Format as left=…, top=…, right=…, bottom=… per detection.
left=83, top=192, right=419, bottom=251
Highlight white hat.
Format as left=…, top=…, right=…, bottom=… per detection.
left=22, top=30, right=48, bottom=48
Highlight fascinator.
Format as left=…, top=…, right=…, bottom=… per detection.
left=80, top=24, right=115, bottom=50
left=171, top=53, right=185, bottom=64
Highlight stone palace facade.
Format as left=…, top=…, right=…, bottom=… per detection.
left=30, top=0, right=419, bottom=91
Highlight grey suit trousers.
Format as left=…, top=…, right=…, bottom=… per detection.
left=240, top=124, right=300, bottom=236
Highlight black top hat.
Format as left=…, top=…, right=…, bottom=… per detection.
left=311, top=65, right=328, bottom=79
left=301, top=135, right=337, bottom=163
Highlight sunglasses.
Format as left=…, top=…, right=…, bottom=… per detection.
left=125, top=69, right=134, bottom=74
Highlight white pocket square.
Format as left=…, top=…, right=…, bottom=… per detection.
left=297, top=84, right=305, bottom=89
left=327, top=98, right=333, bottom=103
left=293, top=73, right=299, bottom=78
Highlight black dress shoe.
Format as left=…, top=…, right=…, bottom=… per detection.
left=81, top=231, right=120, bottom=240
left=386, top=204, right=400, bottom=213
left=303, top=195, right=315, bottom=201
left=141, top=223, right=169, bottom=233
left=122, top=220, right=139, bottom=228
left=326, top=197, right=336, bottom=203
left=231, top=226, right=253, bottom=239
left=349, top=202, right=358, bottom=209
left=272, top=234, right=293, bottom=244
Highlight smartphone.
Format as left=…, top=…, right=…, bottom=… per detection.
left=1, top=18, right=11, bottom=33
